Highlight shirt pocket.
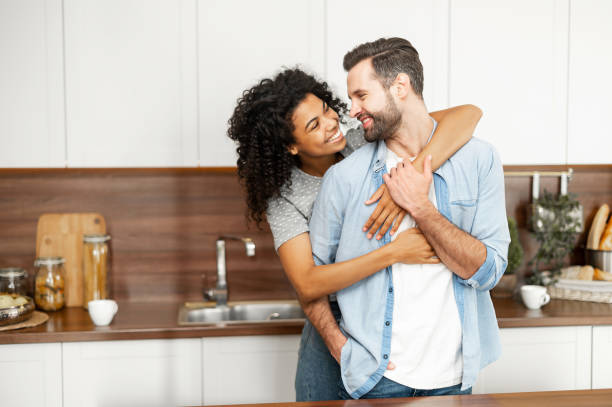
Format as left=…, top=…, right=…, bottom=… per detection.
left=450, top=198, right=477, bottom=233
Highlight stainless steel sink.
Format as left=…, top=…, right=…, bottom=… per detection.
left=178, top=301, right=305, bottom=325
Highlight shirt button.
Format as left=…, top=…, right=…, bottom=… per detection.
left=385, top=321, right=390, bottom=326
left=383, top=354, right=388, bottom=359
left=389, top=287, right=393, bottom=293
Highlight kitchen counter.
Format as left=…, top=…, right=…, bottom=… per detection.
left=2, top=297, right=612, bottom=345
left=203, top=389, right=612, bottom=407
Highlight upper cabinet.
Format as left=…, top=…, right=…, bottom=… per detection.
left=198, top=0, right=325, bottom=167
left=1, top=1, right=611, bottom=167
left=449, top=0, right=570, bottom=165
left=567, top=0, right=612, bottom=164
left=0, top=0, right=65, bottom=168
left=63, top=0, right=198, bottom=167
left=326, top=0, right=449, bottom=111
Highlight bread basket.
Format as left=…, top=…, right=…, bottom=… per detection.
left=0, top=293, right=35, bottom=326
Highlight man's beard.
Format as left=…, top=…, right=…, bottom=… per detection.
left=362, top=93, right=402, bottom=142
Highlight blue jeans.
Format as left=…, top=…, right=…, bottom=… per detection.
left=295, top=302, right=342, bottom=401
left=338, top=376, right=472, bottom=399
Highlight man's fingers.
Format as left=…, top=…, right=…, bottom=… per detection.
left=387, top=361, right=396, bottom=370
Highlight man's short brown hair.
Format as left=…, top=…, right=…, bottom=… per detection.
left=343, top=37, right=424, bottom=98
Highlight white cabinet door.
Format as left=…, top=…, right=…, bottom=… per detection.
left=63, top=339, right=202, bottom=407
left=567, top=0, right=612, bottom=164
left=472, top=326, right=591, bottom=394
left=198, top=0, right=325, bottom=167
left=326, top=0, right=449, bottom=111
left=0, top=0, right=65, bottom=167
left=202, top=334, right=301, bottom=405
left=0, top=342, right=62, bottom=407
left=64, top=0, right=198, bottom=167
left=450, top=0, right=569, bottom=165
left=593, top=325, right=612, bottom=389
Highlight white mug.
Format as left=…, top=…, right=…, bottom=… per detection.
left=88, top=299, right=118, bottom=326
left=520, top=285, right=551, bottom=310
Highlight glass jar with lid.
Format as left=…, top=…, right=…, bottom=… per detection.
left=83, top=234, right=111, bottom=309
left=34, top=257, right=65, bottom=311
left=0, top=268, right=28, bottom=296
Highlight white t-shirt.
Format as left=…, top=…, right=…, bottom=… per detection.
left=382, top=147, right=463, bottom=390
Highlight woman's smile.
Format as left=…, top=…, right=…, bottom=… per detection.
left=326, top=128, right=344, bottom=144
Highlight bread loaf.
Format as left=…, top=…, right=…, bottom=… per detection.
left=599, top=216, right=612, bottom=250
left=587, top=204, right=610, bottom=250
left=594, top=268, right=612, bottom=281
left=578, top=265, right=594, bottom=281
left=559, top=265, right=594, bottom=280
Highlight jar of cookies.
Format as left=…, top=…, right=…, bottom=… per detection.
left=83, top=234, right=111, bottom=309
left=34, top=257, right=65, bottom=311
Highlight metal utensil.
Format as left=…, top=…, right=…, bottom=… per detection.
left=0, top=294, right=35, bottom=326
left=586, top=249, right=612, bottom=273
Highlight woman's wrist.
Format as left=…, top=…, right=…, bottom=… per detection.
left=382, top=240, right=401, bottom=265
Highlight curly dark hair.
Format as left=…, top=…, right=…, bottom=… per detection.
left=227, top=68, right=347, bottom=227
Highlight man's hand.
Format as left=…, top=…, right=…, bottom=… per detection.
left=326, top=330, right=395, bottom=370
left=383, top=155, right=434, bottom=217
left=326, top=330, right=348, bottom=364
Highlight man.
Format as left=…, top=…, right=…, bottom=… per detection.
left=307, top=37, right=510, bottom=399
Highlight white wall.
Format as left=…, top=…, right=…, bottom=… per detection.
left=0, top=0, right=610, bottom=167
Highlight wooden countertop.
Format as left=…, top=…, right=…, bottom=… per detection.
left=203, top=389, right=612, bottom=407
left=1, top=297, right=612, bottom=345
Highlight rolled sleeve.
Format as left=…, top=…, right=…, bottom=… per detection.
left=458, top=146, right=510, bottom=291
left=463, top=244, right=508, bottom=290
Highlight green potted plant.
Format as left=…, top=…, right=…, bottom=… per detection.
left=526, top=190, right=582, bottom=286
left=492, top=216, right=523, bottom=297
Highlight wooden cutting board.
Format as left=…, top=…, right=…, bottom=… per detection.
left=35, top=213, right=107, bottom=307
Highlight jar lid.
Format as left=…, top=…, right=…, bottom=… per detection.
left=83, top=234, right=111, bottom=243
left=34, top=257, right=65, bottom=266
left=0, top=268, right=26, bottom=278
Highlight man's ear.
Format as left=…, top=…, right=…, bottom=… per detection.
left=393, top=73, right=412, bottom=99
left=288, top=145, right=298, bottom=155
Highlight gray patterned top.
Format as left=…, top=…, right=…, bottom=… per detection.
left=266, top=118, right=365, bottom=251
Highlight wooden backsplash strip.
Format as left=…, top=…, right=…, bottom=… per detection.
left=0, top=165, right=611, bottom=303
left=0, top=169, right=292, bottom=303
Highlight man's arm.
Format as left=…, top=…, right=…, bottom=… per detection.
left=306, top=165, right=347, bottom=362
left=384, top=150, right=509, bottom=289
left=300, top=297, right=346, bottom=363
left=409, top=203, right=486, bottom=280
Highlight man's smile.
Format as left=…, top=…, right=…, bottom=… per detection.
left=358, top=113, right=374, bottom=129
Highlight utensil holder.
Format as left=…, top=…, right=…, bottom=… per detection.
left=527, top=172, right=583, bottom=233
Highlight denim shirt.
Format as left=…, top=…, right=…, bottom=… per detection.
left=309, top=137, right=510, bottom=398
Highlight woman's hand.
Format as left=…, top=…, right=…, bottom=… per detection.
left=363, top=184, right=406, bottom=240
left=392, top=228, right=440, bottom=264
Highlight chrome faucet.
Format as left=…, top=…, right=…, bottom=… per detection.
left=204, top=236, right=255, bottom=306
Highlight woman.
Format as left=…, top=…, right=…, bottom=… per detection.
left=227, top=68, right=481, bottom=401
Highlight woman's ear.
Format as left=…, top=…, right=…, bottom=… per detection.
left=288, top=145, right=298, bottom=155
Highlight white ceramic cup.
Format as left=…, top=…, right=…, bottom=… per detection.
left=520, top=285, right=551, bottom=310
left=88, top=299, right=118, bottom=326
